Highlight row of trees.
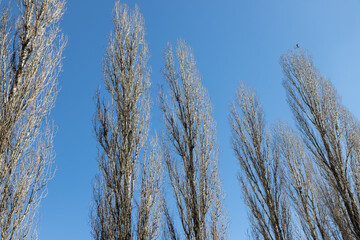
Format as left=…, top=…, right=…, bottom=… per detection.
left=231, top=51, right=360, bottom=239
left=1, top=0, right=359, bottom=240
left=90, top=2, right=227, bottom=239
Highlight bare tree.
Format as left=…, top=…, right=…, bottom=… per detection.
left=0, top=0, right=65, bottom=239
left=230, top=83, right=291, bottom=240
left=91, top=2, right=162, bottom=240
left=274, top=122, right=337, bottom=240
left=160, top=40, right=227, bottom=240
left=281, top=49, right=360, bottom=239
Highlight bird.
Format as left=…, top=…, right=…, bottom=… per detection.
left=296, top=44, right=300, bottom=49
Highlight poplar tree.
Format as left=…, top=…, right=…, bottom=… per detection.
left=91, top=2, right=161, bottom=239
left=0, top=0, right=65, bottom=239
left=161, top=40, right=227, bottom=240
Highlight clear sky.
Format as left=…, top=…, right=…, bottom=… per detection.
left=35, top=0, right=360, bottom=239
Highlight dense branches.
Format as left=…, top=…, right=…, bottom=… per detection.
left=230, top=83, right=291, bottom=240
left=0, top=0, right=65, bottom=239
left=161, top=40, right=227, bottom=240
left=274, top=122, right=334, bottom=240
left=91, top=2, right=161, bottom=240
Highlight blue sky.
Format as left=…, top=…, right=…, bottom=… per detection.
left=35, top=0, right=360, bottom=239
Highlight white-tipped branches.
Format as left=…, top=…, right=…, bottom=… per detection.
left=161, top=40, right=227, bottom=240
left=0, top=0, right=65, bottom=239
